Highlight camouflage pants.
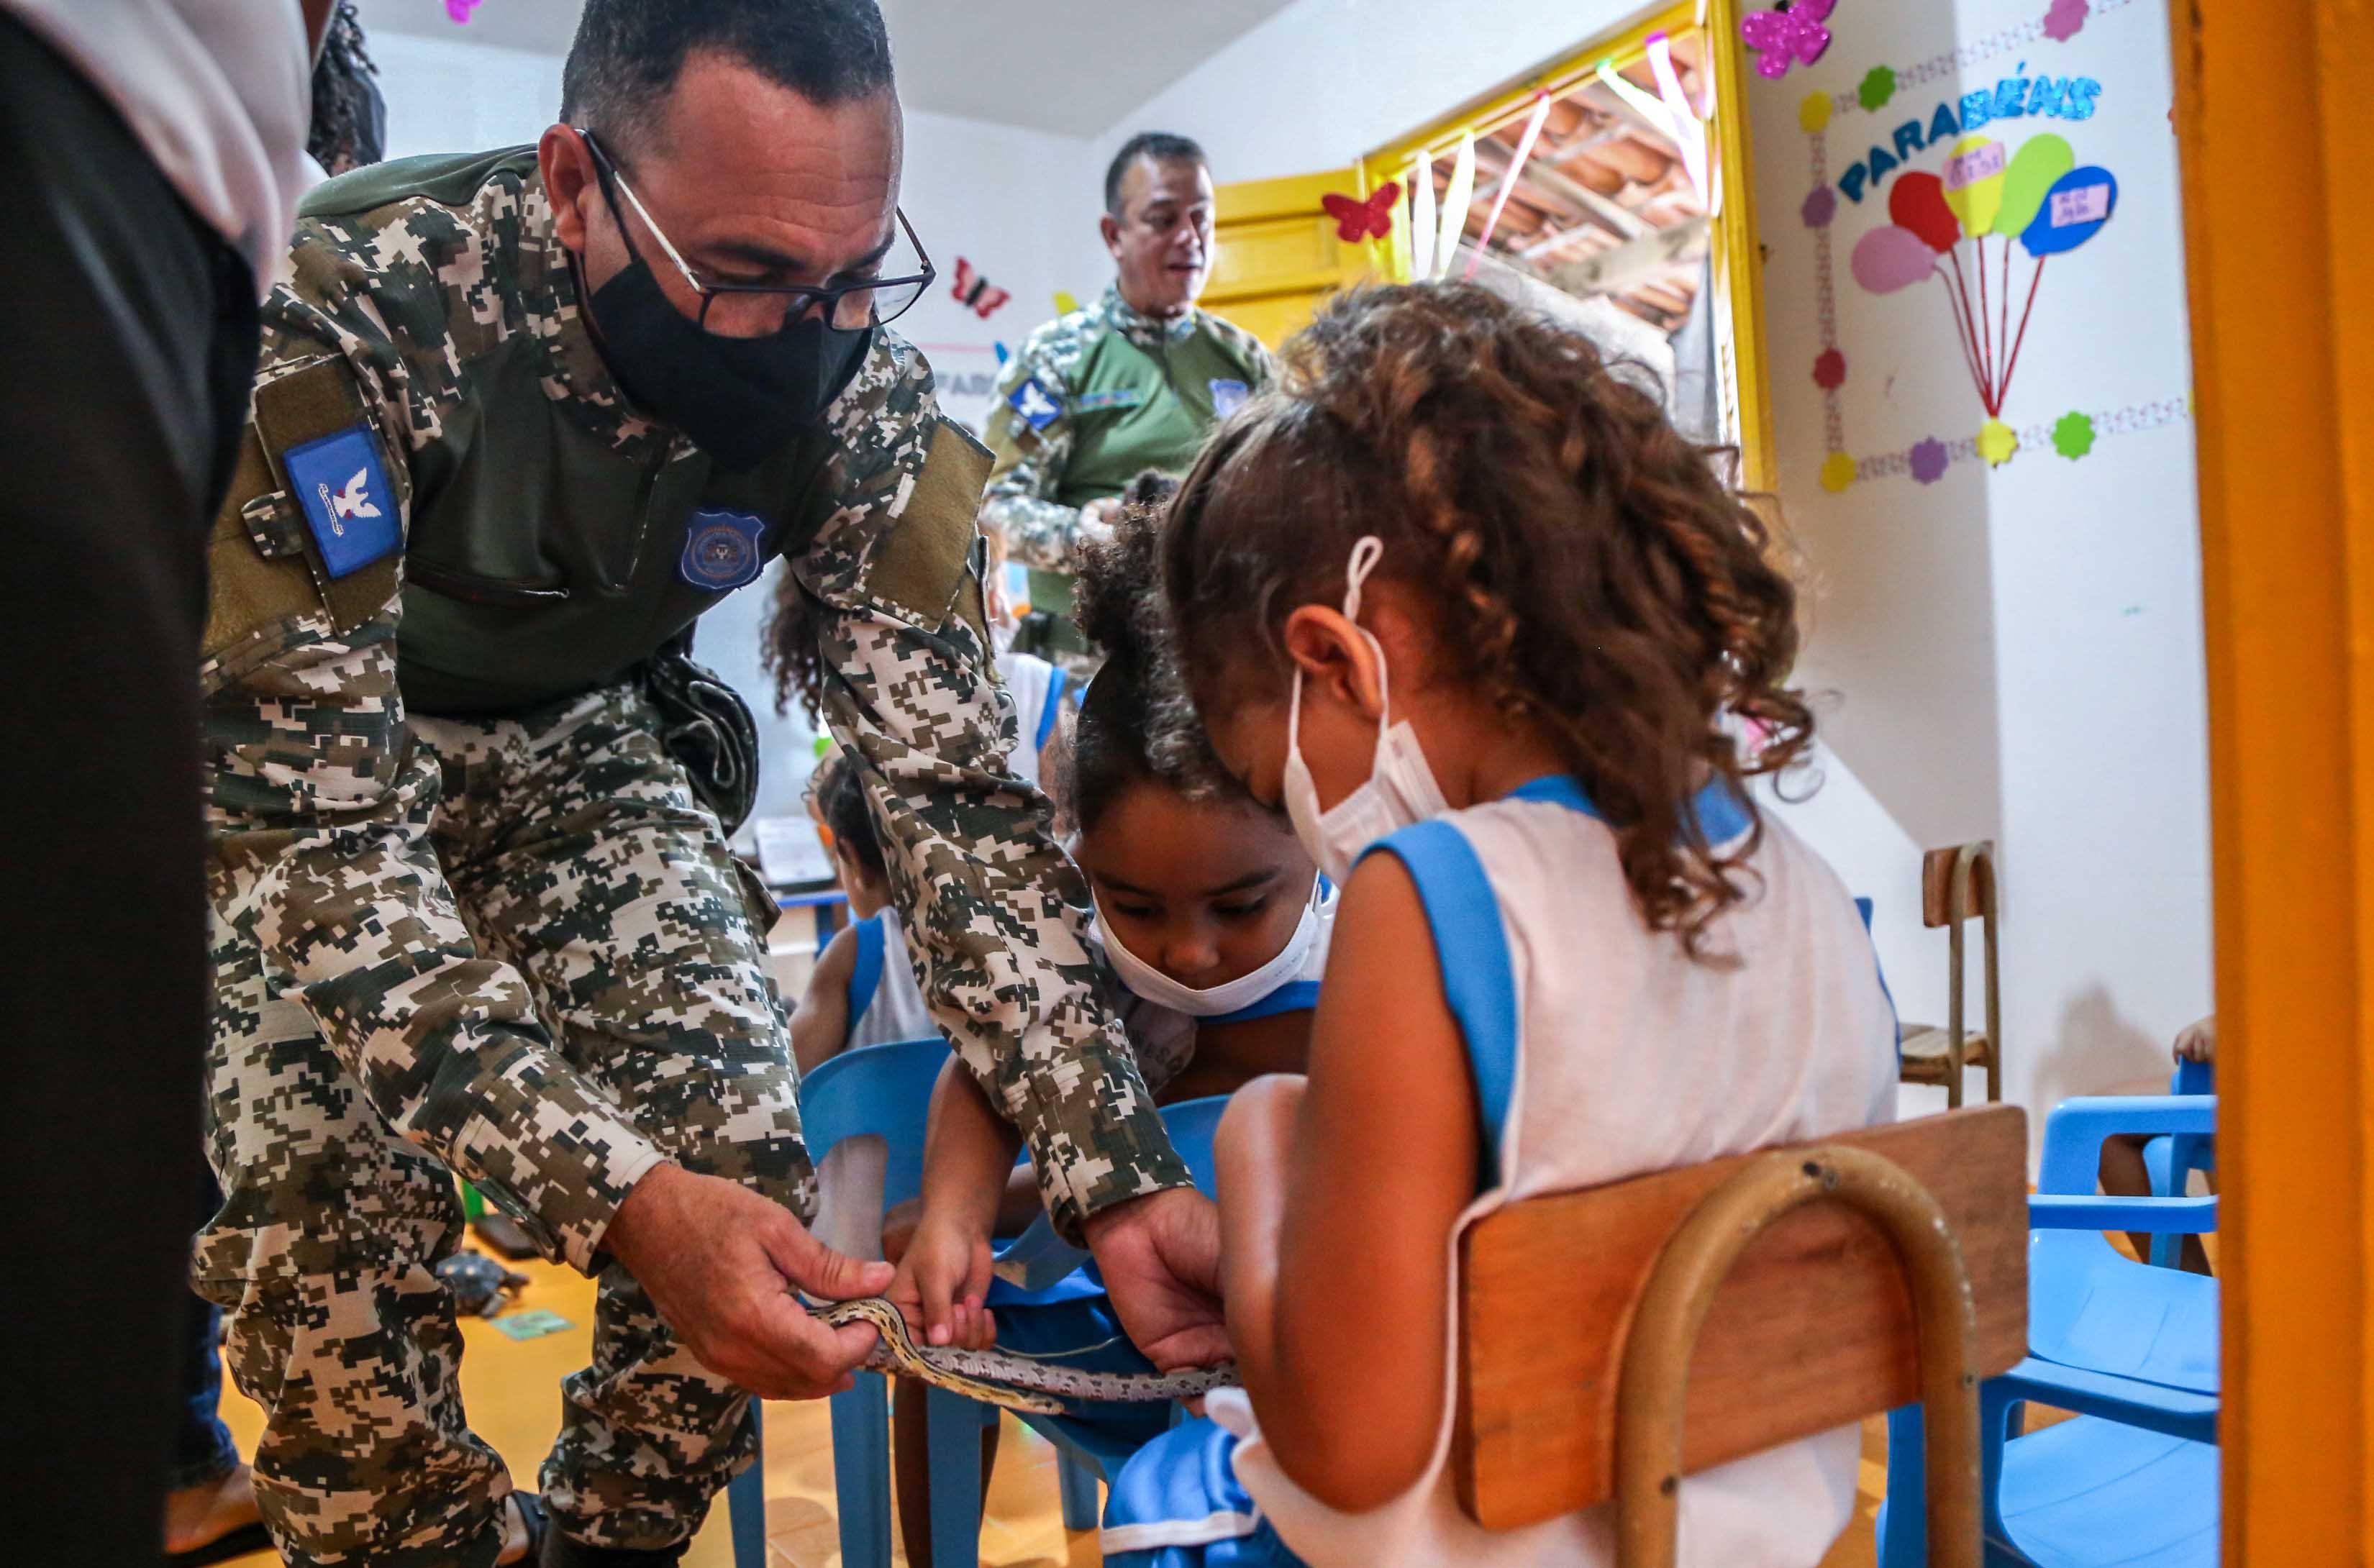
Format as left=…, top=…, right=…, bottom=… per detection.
left=196, top=679, right=811, bottom=1566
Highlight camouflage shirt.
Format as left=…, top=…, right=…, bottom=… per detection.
left=979, top=286, right=1273, bottom=574
left=199, top=150, right=1188, bottom=1266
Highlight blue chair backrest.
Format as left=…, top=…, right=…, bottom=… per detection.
left=1160, top=1095, right=1230, bottom=1198
left=2171, top=1057, right=2214, bottom=1097
left=798, top=1038, right=949, bottom=1215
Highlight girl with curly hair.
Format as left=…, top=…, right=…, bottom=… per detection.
left=1083, top=282, right=1899, bottom=1568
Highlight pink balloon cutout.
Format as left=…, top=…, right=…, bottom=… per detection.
left=1850, top=225, right=1938, bottom=294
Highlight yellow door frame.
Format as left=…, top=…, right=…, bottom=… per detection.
left=2174, top=0, right=2373, bottom=1555
left=1357, top=0, right=1773, bottom=490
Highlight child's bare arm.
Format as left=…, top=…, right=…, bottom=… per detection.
left=1238, top=850, right=1481, bottom=1513
left=888, top=1057, right=1023, bottom=1348
left=789, top=925, right=860, bottom=1075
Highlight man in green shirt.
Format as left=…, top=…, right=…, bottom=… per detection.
left=982, top=132, right=1272, bottom=670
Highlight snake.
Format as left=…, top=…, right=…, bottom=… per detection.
left=808, top=1295, right=1241, bottom=1416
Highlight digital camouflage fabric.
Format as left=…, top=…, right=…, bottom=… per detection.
left=195, top=150, right=1186, bottom=1565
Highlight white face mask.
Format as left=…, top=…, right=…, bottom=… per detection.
left=1281, top=537, right=1450, bottom=884
left=1095, top=879, right=1323, bottom=1018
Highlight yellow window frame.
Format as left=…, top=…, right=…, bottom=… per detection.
left=1357, top=0, right=1773, bottom=489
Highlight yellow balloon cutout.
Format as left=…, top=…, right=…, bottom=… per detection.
left=1799, top=91, right=1832, bottom=134
left=1054, top=291, right=1082, bottom=316
left=1819, top=450, right=1857, bottom=492
left=1940, top=135, right=2006, bottom=235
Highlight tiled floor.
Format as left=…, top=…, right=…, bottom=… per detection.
left=208, top=1246, right=1889, bottom=1567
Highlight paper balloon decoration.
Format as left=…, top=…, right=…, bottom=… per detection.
left=1889, top=172, right=1961, bottom=254
left=2021, top=166, right=2118, bottom=256
left=1993, top=134, right=2075, bottom=237
left=1851, top=225, right=1938, bottom=293
left=1940, top=136, right=2007, bottom=234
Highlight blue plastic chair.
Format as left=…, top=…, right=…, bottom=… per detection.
left=2029, top=1095, right=2219, bottom=1395
left=793, top=1038, right=963, bottom=1568
left=1878, top=1095, right=2221, bottom=1566
left=2143, top=1059, right=2215, bottom=1267
left=928, top=1095, right=1237, bottom=1550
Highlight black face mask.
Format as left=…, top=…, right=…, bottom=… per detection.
left=584, top=258, right=873, bottom=470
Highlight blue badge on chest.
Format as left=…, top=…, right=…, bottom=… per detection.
left=1009, top=375, right=1064, bottom=431
left=681, top=509, right=770, bottom=591
left=1208, top=379, right=1249, bottom=417
left=282, top=425, right=399, bottom=579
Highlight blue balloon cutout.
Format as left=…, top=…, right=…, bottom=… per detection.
left=2021, top=166, right=2118, bottom=257
left=993, top=341, right=1011, bottom=365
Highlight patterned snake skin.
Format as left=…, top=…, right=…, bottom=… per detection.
left=811, top=1295, right=1241, bottom=1416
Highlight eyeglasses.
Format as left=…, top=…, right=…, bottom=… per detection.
left=578, top=127, right=935, bottom=337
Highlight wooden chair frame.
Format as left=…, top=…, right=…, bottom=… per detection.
left=1900, top=842, right=2002, bottom=1108
left=1455, top=1106, right=2027, bottom=1564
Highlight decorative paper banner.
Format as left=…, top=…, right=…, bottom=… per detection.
left=1793, top=0, right=2180, bottom=489
left=1467, top=94, right=1553, bottom=273
left=1409, top=152, right=1437, bottom=281
left=1435, top=132, right=1476, bottom=281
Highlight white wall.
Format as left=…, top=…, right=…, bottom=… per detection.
left=1747, top=0, right=2214, bottom=1134
left=1099, top=0, right=2216, bottom=1147
left=1088, top=0, right=1641, bottom=179
left=355, top=29, right=1107, bottom=833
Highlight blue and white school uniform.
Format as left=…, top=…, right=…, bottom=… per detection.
left=1101, top=776, right=1899, bottom=1568
left=996, top=649, right=1070, bottom=785
left=842, top=905, right=940, bottom=1051
left=981, top=895, right=1338, bottom=1473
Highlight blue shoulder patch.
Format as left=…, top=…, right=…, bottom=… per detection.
left=282, top=425, right=399, bottom=579
left=1008, top=375, right=1065, bottom=431
left=680, top=509, right=770, bottom=591
left=1208, top=378, right=1249, bottom=417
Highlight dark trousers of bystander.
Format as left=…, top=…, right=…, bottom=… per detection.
left=0, top=14, right=263, bottom=1567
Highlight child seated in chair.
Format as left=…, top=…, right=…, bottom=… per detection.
left=1040, top=282, right=1890, bottom=1567
left=883, top=475, right=1333, bottom=1560
left=791, top=753, right=940, bottom=1072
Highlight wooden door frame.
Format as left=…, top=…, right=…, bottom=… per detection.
left=2173, top=0, right=2374, bottom=1554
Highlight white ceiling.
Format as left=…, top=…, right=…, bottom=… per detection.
left=355, top=0, right=1301, bottom=137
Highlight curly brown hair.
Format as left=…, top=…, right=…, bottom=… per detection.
left=1070, top=471, right=1241, bottom=830
left=1160, top=282, right=1813, bottom=957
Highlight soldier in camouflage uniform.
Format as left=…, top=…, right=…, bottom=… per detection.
left=982, top=131, right=1272, bottom=675
left=194, top=4, right=1203, bottom=1566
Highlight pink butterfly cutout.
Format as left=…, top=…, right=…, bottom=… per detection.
left=1739, top=0, right=1834, bottom=78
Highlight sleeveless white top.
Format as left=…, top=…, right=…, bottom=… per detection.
left=996, top=649, right=1070, bottom=785
left=844, top=906, right=941, bottom=1052
left=1204, top=775, right=1897, bottom=1568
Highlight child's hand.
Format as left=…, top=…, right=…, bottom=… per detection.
left=888, top=1208, right=997, bottom=1352
left=2173, top=1014, right=2218, bottom=1064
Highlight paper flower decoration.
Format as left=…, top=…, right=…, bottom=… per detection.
left=1800, top=92, right=1834, bottom=134
left=2044, top=0, right=2090, bottom=41
left=1859, top=67, right=1898, bottom=111
left=1909, top=437, right=1950, bottom=483
left=1740, top=0, right=1835, bottom=80
left=1820, top=450, right=1858, bottom=492
left=1813, top=349, right=1847, bottom=388
left=1977, top=419, right=2020, bottom=466
left=2052, top=411, right=2096, bottom=458
left=1802, top=186, right=1838, bottom=227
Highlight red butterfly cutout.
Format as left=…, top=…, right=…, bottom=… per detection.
left=1321, top=182, right=1402, bottom=243
left=952, top=257, right=1011, bottom=319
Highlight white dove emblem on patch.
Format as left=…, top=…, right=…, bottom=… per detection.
left=1014, top=381, right=1058, bottom=425
left=327, top=468, right=381, bottom=534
